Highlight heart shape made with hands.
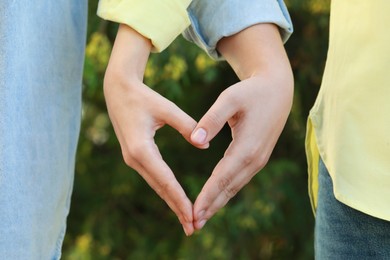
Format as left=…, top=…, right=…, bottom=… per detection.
left=104, top=22, right=293, bottom=237
left=106, top=75, right=291, bottom=236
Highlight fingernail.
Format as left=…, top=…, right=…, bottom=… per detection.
left=183, top=226, right=189, bottom=236
left=192, top=128, right=207, bottom=144
left=197, top=219, right=207, bottom=229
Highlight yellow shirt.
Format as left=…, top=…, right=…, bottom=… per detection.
left=97, top=0, right=192, bottom=52
left=306, top=0, right=390, bottom=221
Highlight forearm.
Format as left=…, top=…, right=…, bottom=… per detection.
left=105, top=24, right=152, bottom=85
left=103, top=24, right=198, bottom=236
left=192, top=23, right=295, bottom=230
left=217, top=23, right=293, bottom=83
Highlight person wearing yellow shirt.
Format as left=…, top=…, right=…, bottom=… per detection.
left=99, top=0, right=390, bottom=258
left=306, top=0, right=390, bottom=258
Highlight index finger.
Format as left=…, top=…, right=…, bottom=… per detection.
left=192, top=128, right=268, bottom=230
left=129, top=140, right=195, bottom=236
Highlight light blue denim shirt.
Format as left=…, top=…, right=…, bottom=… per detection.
left=184, top=0, right=293, bottom=60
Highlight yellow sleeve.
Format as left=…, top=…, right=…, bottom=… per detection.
left=97, top=0, right=192, bottom=52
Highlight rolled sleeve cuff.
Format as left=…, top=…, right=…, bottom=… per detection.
left=183, top=0, right=293, bottom=60
left=98, top=0, right=192, bottom=52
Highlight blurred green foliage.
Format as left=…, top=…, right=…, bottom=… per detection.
left=63, top=0, right=330, bottom=259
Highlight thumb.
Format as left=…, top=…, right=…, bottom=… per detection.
left=161, top=99, right=205, bottom=147
left=191, top=92, right=237, bottom=146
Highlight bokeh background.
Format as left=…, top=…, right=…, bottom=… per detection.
left=63, top=0, right=330, bottom=259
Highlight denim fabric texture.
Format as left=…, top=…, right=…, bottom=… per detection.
left=315, top=159, right=390, bottom=259
left=183, top=0, right=293, bottom=60
left=0, top=1, right=87, bottom=259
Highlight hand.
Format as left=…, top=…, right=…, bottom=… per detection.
left=190, top=24, right=294, bottom=230
left=104, top=25, right=206, bottom=236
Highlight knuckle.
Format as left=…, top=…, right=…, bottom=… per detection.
left=218, top=177, right=231, bottom=192
left=156, top=181, right=170, bottom=195
left=241, top=148, right=259, bottom=167
left=177, top=207, right=193, bottom=224
left=122, top=141, right=149, bottom=167
left=122, top=148, right=139, bottom=167
left=239, top=148, right=269, bottom=170
left=197, top=190, right=214, bottom=209
left=204, top=110, right=224, bottom=129
left=177, top=214, right=187, bottom=225
left=255, top=153, right=270, bottom=170
left=221, top=88, right=241, bottom=107
left=218, top=177, right=238, bottom=200
left=223, top=186, right=239, bottom=200
left=122, top=152, right=134, bottom=167
left=155, top=178, right=175, bottom=199
left=219, top=88, right=232, bottom=100
left=122, top=141, right=153, bottom=167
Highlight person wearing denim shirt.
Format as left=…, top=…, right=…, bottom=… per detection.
left=0, top=1, right=87, bottom=259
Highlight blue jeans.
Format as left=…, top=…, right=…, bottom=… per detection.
left=315, top=159, right=390, bottom=259
left=0, top=1, right=87, bottom=259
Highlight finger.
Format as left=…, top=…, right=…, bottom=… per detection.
left=127, top=140, right=195, bottom=236
left=193, top=129, right=269, bottom=230
left=161, top=99, right=209, bottom=149
left=192, top=153, right=256, bottom=230
left=191, top=89, right=239, bottom=146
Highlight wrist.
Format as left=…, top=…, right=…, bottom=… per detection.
left=217, top=23, right=291, bottom=81
left=106, top=24, right=152, bottom=82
